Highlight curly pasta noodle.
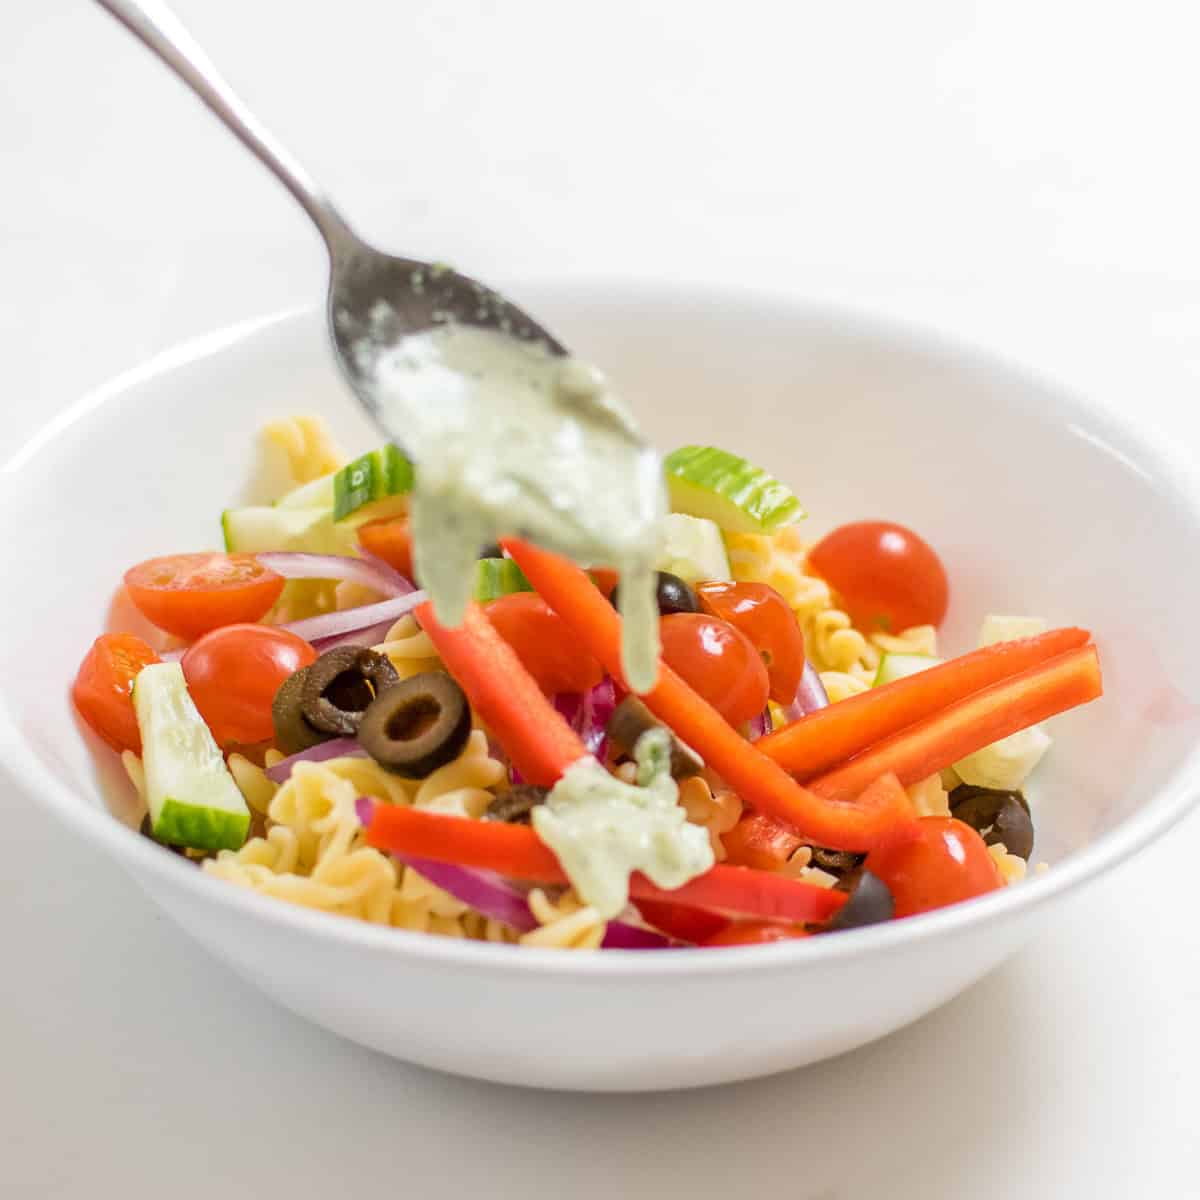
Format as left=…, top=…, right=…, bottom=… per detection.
left=372, top=614, right=444, bottom=682
left=519, top=888, right=606, bottom=949
left=203, top=735, right=508, bottom=936
left=261, top=415, right=344, bottom=486
left=677, top=775, right=742, bottom=862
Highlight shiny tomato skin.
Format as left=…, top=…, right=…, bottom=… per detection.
left=124, top=553, right=285, bottom=641
left=357, top=518, right=415, bottom=581
left=695, top=581, right=806, bottom=704
left=634, top=900, right=730, bottom=945
left=181, top=624, right=316, bottom=746
left=866, top=817, right=1002, bottom=917
left=659, top=613, right=769, bottom=727
left=484, top=593, right=605, bottom=696
left=72, top=634, right=161, bottom=753
left=807, top=521, right=949, bottom=634
left=702, top=921, right=810, bottom=947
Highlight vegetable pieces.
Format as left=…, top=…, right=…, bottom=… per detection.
left=415, top=599, right=590, bottom=787
left=363, top=805, right=847, bottom=924
left=757, top=628, right=1091, bottom=778
left=811, top=646, right=1102, bottom=800
left=501, top=538, right=914, bottom=850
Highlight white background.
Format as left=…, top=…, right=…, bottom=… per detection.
left=4, top=2, right=1200, bottom=1195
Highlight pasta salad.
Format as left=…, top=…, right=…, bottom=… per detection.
left=72, top=420, right=1103, bottom=949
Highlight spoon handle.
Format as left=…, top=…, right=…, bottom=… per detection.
left=94, top=0, right=356, bottom=253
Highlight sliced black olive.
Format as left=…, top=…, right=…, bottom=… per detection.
left=950, top=784, right=1034, bottom=860
left=272, top=667, right=334, bottom=755
left=607, top=695, right=704, bottom=778
left=611, top=571, right=700, bottom=618
left=358, top=670, right=472, bottom=778
left=485, top=785, right=549, bottom=825
left=478, top=543, right=504, bottom=559
left=301, top=646, right=400, bottom=736
left=823, top=869, right=894, bottom=932
left=813, top=847, right=866, bottom=877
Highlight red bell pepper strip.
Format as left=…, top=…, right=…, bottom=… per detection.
left=812, top=645, right=1103, bottom=800
left=501, top=539, right=912, bottom=850
left=364, top=805, right=847, bottom=923
left=415, top=600, right=588, bottom=788
left=757, top=626, right=1092, bottom=778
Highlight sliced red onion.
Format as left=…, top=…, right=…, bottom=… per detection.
left=553, top=676, right=618, bottom=761
left=266, top=737, right=365, bottom=783
left=276, top=590, right=426, bottom=645
left=354, top=803, right=674, bottom=949
left=256, top=551, right=414, bottom=598
left=781, top=661, right=830, bottom=723
left=391, top=852, right=539, bottom=932
left=311, top=620, right=398, bottom=653
left=747, top=706, right=773, bottom=741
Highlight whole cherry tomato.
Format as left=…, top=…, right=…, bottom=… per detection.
left=807, top=521, right=949, bottom=634
left=695, top=581, right=806, bottom=704
left=124, top=553, right=285, bottom=641
left=181, top=623, right=316, bottom=746
left=485, top=593, right=605, bottom=696
left=659, top=613, right=769, bottom=727
left=866, top=817, right=1002, bottom=917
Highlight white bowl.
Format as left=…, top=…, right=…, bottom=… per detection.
left=4, top=281, right=1200, bottom=1092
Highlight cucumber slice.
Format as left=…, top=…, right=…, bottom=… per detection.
left=656, top=513, right=731, bottom=583
left=275, top=471, right=336, bottom=511
left=873, top=652, right=943, bottom=687
left=955, top=726, right=1052, bottom=791
left=664, top=446, right=805, bottom=534
left=474, top=557, right=532, bottom=602
left=132, top=662, right=250, bottom=852
left=333, top=445, right=415, bottom=521
left=978, top=614, right=1048, bottom=647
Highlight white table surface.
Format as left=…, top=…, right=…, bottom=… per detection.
left=5, top=2, right=1200, bottom=1195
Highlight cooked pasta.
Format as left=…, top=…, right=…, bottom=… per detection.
left=372, top=614, right=443, bottom=681
left=261, top=415, right=345, bottom=488
left=677, top=775, right=742, bottom=862
left=519, top=888, right=606, bottom=950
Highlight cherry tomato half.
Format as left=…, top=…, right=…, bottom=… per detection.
left=807, top=521, right=949, bottom=634
left=358, top=517, right=415, bottom=581
left=659, top=613, right=769, bottom=727
left=181, top=624, right=316, bottom=746
left=485, top=593, right=605, bottom=696
left=124, top=553, right=285, bottom=641
left=721, top=811, right=803, bottom=871
left=72, top=633, right=161, bottom=753
left=866, top=817, right=1001, bottom=918
left=702, top=921, right=810, bottom=947
left=695, top=581, right=806, bottom=704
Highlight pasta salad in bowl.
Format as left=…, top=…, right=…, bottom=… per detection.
left=3, top=281, right=1197, bottom=1089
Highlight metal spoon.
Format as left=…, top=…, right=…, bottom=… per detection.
left=94, top=0, right=567, bottom=442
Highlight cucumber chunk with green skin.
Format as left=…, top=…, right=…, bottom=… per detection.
left=656, top=513, right=731, bottom=583
left=333, top=445, right=415, bottom=521
left=474, top=558, right=533, bottom=602
left=873, top=652, right=944, bottom=687
left=132, top=663, right=250, bottom=852
left=664, top=446, right=805, bottom=534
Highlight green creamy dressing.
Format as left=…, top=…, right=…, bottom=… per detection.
left=363, top=323, right=665, bottom=690
left=534, top=732, right=715, bottom=919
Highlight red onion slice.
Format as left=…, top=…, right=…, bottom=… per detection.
left=276, top=590, right=426, bottom=645
left=747, top=706, right=773, bottom=741
left=781, top=661, right=830, bottom=723
left=256, top=551, right=414, bottom=598
left=265, top=738, right=365, bottom=783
